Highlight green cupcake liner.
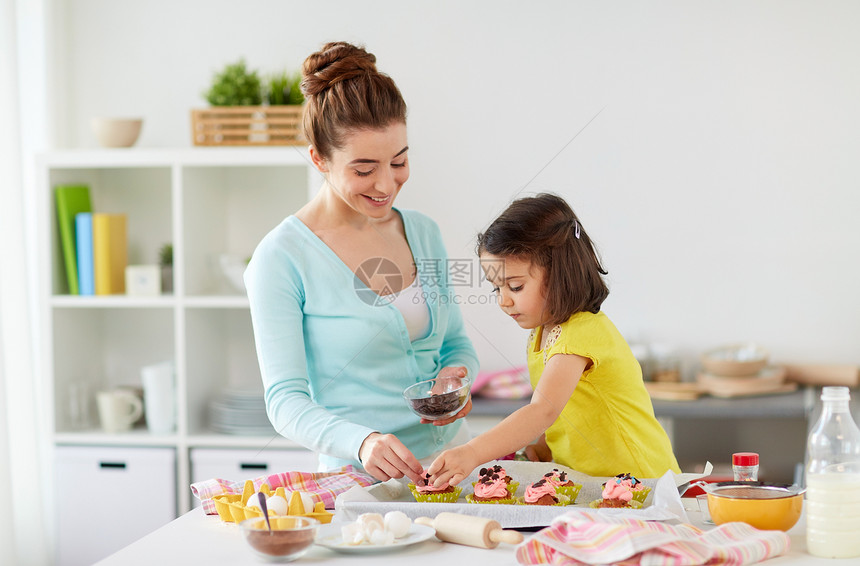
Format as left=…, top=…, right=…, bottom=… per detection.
left=588, top=498, right=643, bottom=509
left=554, top=483, right=582, bottom=503
left=407, top=483, right=463, bottom=503
left=465, top=493, right=516, bottom=505
left=630, top=486, right=651, bottom=504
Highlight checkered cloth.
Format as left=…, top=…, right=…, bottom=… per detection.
left=472, top=367, right=532, bottom=399
left=190, top=465, right=378, bottom=514
left=516, top=510, right=790, bottom=566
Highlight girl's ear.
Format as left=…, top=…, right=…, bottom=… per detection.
left=309, top=146, right=328, bottom=173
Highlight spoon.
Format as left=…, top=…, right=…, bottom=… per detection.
left=256, top=493, right=272, bottom=534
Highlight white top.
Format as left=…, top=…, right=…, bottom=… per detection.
left=387, top=279, right=431, bottom=342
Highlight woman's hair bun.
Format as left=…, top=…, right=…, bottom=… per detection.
left=301, top=42, right=378, bottom=97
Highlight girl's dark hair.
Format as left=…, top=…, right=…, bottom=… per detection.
left=300, top=41, right=407, bottom=159
left=477, top=193, right=608, bottom=326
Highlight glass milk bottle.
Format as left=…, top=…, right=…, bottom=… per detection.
left=805, top=386, right=860, bottom=558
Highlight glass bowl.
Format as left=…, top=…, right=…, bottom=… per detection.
left=403, top=376, right=471, bottom=421
left=239, top=516, right=319, bottom=562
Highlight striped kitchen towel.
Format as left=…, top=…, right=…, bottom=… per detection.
left=516, top=510, right=790, bottom=565
left=190, top=465, right=378, bottom=514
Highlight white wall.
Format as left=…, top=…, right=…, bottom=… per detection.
left=58, top=0, right=860, bottom=373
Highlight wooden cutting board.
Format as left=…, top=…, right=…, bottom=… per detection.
left=645, top=382, right=703, bottom=401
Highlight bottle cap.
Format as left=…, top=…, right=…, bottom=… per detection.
left=733, top=452, right=759, bottom=466
left=821, top=386, right=850, bottom=401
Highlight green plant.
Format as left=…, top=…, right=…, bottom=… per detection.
left=266, top=71, right=304, bottom=106
left=204, top=59, right=262, bottom=106
left=159, top=243, right=173, bottom=267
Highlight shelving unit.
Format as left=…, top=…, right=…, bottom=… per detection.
left=34, top=148, right=323, bottom=562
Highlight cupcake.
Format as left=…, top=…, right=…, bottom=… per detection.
left=466, top=468, right=516, bottom=504
left=542, top=468, right=582, bottom=503
left=519, top=478, right=569, bottom=506
left=471, top=465, right=519, bottom=497
left=408, top=473, right=462, bottom=503
left=589, top=473, right=647, bottom=508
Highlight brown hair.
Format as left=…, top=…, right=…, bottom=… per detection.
left=300, top=42, right=407, bottom=159
left=477, top=193, right=609, bottom=325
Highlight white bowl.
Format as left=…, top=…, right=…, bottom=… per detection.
left=91, top=118, right=143, bottom=148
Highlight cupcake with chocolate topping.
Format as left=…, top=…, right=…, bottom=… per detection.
left=408, top=473, right=462, bottom=503
left=471, top=465, right=519, bottom=497
left=542, top=468, right=582, bottom=502
left=466, top=467, right=516, bottom=504
left=518, top=478, right=569, bottom=506
left=589, top=473, right=646, bottom=509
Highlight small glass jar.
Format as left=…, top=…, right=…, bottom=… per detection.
left=732, top=452, right=759, bottom=481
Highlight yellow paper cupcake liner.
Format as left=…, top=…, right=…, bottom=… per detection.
left=408, top=483, right=463, bottom=503
left=554, top=483, right=582, bottom=503
left=465, top=493, right=516, bottom=505
left=630, top=486, right=651, bottom=504
left=588, top=498, right=643, bottom=509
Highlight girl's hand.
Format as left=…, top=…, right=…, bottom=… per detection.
left=426, top=444, right=480, bottom=487
left=358, top=432, right=424, bottom=484
left=420, top=366, right=471, bottom=426
left=524, top=433, right=552, bottom=462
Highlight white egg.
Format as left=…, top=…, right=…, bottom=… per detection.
left=357, top=512, right=384, bottom=532
left=370, top=528, right=395, bottom=546
left=384, top=511, right=411, bottom=538
left=300, top=492, right=315, bottom=514
left=265, top=495, right=288, bottom=515
left=341, top=523, right=364, bottom=545
left=245, top=492, right=266, bottom=510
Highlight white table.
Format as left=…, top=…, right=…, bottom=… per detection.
left=96, top=505, right=858, bottom=565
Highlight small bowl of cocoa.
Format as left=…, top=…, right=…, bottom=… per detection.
left=239, top=515, right=319, bottom=562
left=403, top=375, right=471, bottom=421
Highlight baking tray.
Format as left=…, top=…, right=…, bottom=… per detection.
left=336, top=460, right=708, bottom=529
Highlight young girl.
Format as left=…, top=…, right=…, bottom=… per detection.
left=427, top=193, right=680, bottom=486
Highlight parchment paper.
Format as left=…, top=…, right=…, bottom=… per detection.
left=335, top=460, right=713, bottom=528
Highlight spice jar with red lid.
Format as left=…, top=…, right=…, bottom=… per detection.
left=732, top=452, right=759, bottom=481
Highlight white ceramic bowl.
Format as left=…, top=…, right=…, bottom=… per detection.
left=91, top=118, right=143, bottom=148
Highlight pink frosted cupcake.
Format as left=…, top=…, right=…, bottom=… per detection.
left=466, top=468, right=516, bottom=504
left=542, top=468, right=582, bottom=502
left=408, top=473, right=462, bottom=503
left=519, top=478, right=569, bottom=506
left=589, top=473, right=646, bottom=508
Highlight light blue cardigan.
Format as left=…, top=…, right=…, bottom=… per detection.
left=244, top=209, right=479, bottom=471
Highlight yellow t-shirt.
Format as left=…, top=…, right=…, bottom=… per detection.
left=527, top=311, right=680, bottom=478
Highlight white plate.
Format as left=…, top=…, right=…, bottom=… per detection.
left=315, top=523, right=436, bottom=553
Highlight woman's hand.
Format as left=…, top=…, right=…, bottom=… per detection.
left=358, top=432, right=425, bottom=484
left=426, top=443, right=480, bottom=487
left=420, top=366, right=471, bottom=426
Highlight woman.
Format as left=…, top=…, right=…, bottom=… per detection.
left=245, top=42, right=479, bottom=484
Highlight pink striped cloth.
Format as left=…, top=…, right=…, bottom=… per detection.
left=190, top=465, right=378, bottom=515
left=516, top=510, right=790, bottom=566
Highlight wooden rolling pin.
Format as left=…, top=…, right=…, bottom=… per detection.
left=415, top=512, right=524, bottom=548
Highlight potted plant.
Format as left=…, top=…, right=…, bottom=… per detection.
left=159, top=243, right=173, bottom=294
left=191, top=59, right=305, bottom=146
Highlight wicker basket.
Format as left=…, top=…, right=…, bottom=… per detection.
left=191, top=106, right=304, bottom=146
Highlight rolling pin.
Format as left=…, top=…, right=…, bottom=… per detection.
left=415, top=512, right=524, bottom=548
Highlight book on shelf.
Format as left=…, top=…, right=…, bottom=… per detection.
left=54, top=185, right=92, bottom=295
left=93, top=213, right=128, bottom=295
left=75, top=212, right=95, bottom=295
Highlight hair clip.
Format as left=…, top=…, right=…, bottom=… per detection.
left=574, top=220, right=581, bottom=239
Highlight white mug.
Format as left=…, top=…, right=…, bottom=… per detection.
left=96, top=390, right=143, bottom=433
left=141, top=361, right=176, bottom=434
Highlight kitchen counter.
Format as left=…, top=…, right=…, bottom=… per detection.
left=96, top=505, right=857, bottom=565
left=471, top=389, right=814, bottom=419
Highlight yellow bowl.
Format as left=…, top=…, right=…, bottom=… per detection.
left=706, top=482, right=804, bottom=531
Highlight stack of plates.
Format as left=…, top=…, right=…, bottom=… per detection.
left=209, top=387, right=276, bottom=436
